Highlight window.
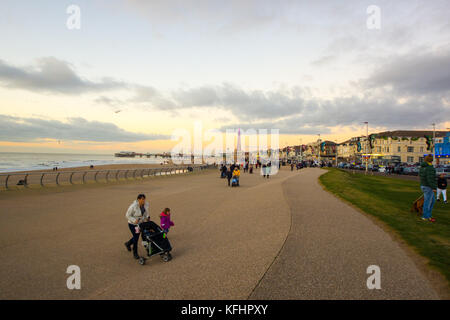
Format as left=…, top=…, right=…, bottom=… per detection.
left=387, top=147, right=389, bottom=152
left=407, top=156, right=414, bottom=163
left=420, top=147, right=424, bottom=152
left=398, top=146, right=401, bottom=152
left=407, top=147, right=414, bottom=153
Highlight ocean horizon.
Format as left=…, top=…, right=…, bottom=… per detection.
left=0, top=152, right=168, bottom=173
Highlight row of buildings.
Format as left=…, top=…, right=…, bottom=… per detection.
left=281, top=130, right=450, bottom=165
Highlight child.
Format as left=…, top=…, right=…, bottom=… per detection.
left=160, top=208, right=175, bottom=233
left=437, top=174, right=447, bottom=204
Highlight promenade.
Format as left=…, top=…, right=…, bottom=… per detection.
left=0, top=168, right=440, bottom=299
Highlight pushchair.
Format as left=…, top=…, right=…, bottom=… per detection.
left=138, top=221, right=172, bottom=265
left=231, top=176, right=239, bottom=187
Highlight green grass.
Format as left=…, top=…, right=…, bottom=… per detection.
left=320, top=168, right=450, bottom=285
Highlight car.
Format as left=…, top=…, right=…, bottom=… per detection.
left=436, top=167, right=450, bottom=178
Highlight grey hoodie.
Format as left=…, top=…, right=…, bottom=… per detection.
left=125, top=200, right=150, bottom=225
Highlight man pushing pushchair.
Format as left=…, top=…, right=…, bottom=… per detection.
left=232, top=166, right=240, bottom=187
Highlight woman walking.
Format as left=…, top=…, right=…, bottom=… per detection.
left=124, top=194, right=150, bottom=259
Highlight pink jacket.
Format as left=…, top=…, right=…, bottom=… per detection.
left=160, top=212, right=174, bottom=230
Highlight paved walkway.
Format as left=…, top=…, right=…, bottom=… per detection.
left=0, top=168, right=292, bottom=299
left=250, top=168, right=439, bottom=299
left=0, top=167, right=440, bottom=299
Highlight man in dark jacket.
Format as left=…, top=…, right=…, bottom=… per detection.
left=419, top=155, right=437, bottom=221
left=226, top=168, right=232, bottom=186
left=437, top=173, right=447, bottom=204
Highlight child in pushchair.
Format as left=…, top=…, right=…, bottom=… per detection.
left=138, top=221, right=172, bottom=265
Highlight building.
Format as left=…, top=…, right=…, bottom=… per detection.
left=435, top=132, right=450, bottom=165
left=303, top=140, right=336, bottom=161
left=337, top=137, right=362, bottom=162
left=336, top=130, right=448, bottom=164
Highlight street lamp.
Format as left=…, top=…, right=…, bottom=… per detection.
left=335, top=139, right=338, bottom=167
left=318, top=134, right=321, bottom=164
left=432, top=123, right=436, bottom=167
left=363, top=122, right=369, bottom=174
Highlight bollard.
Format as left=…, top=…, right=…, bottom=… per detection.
left=125, top=170, right=129, bottom=179
left=106, top=170, right=109, bottom=182
left=56, top=173, right=60, bottom=186
left=94, top=171, right=99, bottom=182
left=116, top=170, right=120, bottom=181
left=82, top=172, right=87, bottom=184
left=70, top=172, right=75, bottom=184
left=40, top=173, right=45, bottom=187
left=5, top=174, right=10, bottom=189
left=24, top=174, right=29, bottom=188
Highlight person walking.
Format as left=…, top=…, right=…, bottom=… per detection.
left=437, top=173, right=447, bottom=204
left=125, top=194, right=150, bottom=259
left=226, top=167, right=232, bottom=186
left=220, top=164, right=227, bottom=178
left=233, top=166, right=241, bottom=186
left=419, top=155, right=437, bottom=222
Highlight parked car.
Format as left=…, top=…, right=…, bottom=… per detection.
left=436, top=167, right=450, bottom=178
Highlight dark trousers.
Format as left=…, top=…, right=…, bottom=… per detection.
left=127, top=223, right=142, bottom=254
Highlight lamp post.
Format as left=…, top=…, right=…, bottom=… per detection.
left=299, top=138, right=302, bottom=161
left=432, top=123, right=436, bottom=167
left=364, top=122, right=369, bottom=174
left=335, top=139, right=338, bottom=167
left=318, top=134, right=321, bottom=165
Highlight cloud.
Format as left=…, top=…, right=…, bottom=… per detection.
left=219, top=95, right=450, bottom=135
left=365, top=49, right=450, bottom=95
left=311, top=55, right=337, bottom=66
left=0, top=57, right=125, bottom=94
left=170, top=83, right=306, bottom=120
left=0, top=115, right=169, bottom=142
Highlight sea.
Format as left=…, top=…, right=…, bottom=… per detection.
left=0, top=152, right=168, bottom=173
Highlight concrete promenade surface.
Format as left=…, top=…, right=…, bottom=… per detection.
left=0, top=168, right=441, bottom=299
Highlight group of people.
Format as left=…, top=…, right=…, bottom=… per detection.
left=220, top=163, right=241, bottom=186
left=124, top=194, right=174, bottom=259
left=419, top=155, right=448, bottom=223
left=219, top=161, right=277, bottom=185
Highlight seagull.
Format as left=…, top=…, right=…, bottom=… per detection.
left=114, top=110, right=122, bottom=114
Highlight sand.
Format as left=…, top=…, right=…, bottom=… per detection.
left=0, top=162, right=179, bottom=175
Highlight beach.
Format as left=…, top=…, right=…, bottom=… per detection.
left=0, top=152, right=174, bottom=174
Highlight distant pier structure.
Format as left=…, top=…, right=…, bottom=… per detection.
left=114, top=151, right=172, bottom=158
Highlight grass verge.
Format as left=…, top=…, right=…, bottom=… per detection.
left=319, top=168, right=450, bottom=287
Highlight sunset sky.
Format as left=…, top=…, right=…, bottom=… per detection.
left=1, top=0, right=449, bottom=154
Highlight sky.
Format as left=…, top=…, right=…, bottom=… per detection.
left=0, top=0, right=449, bottom=154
